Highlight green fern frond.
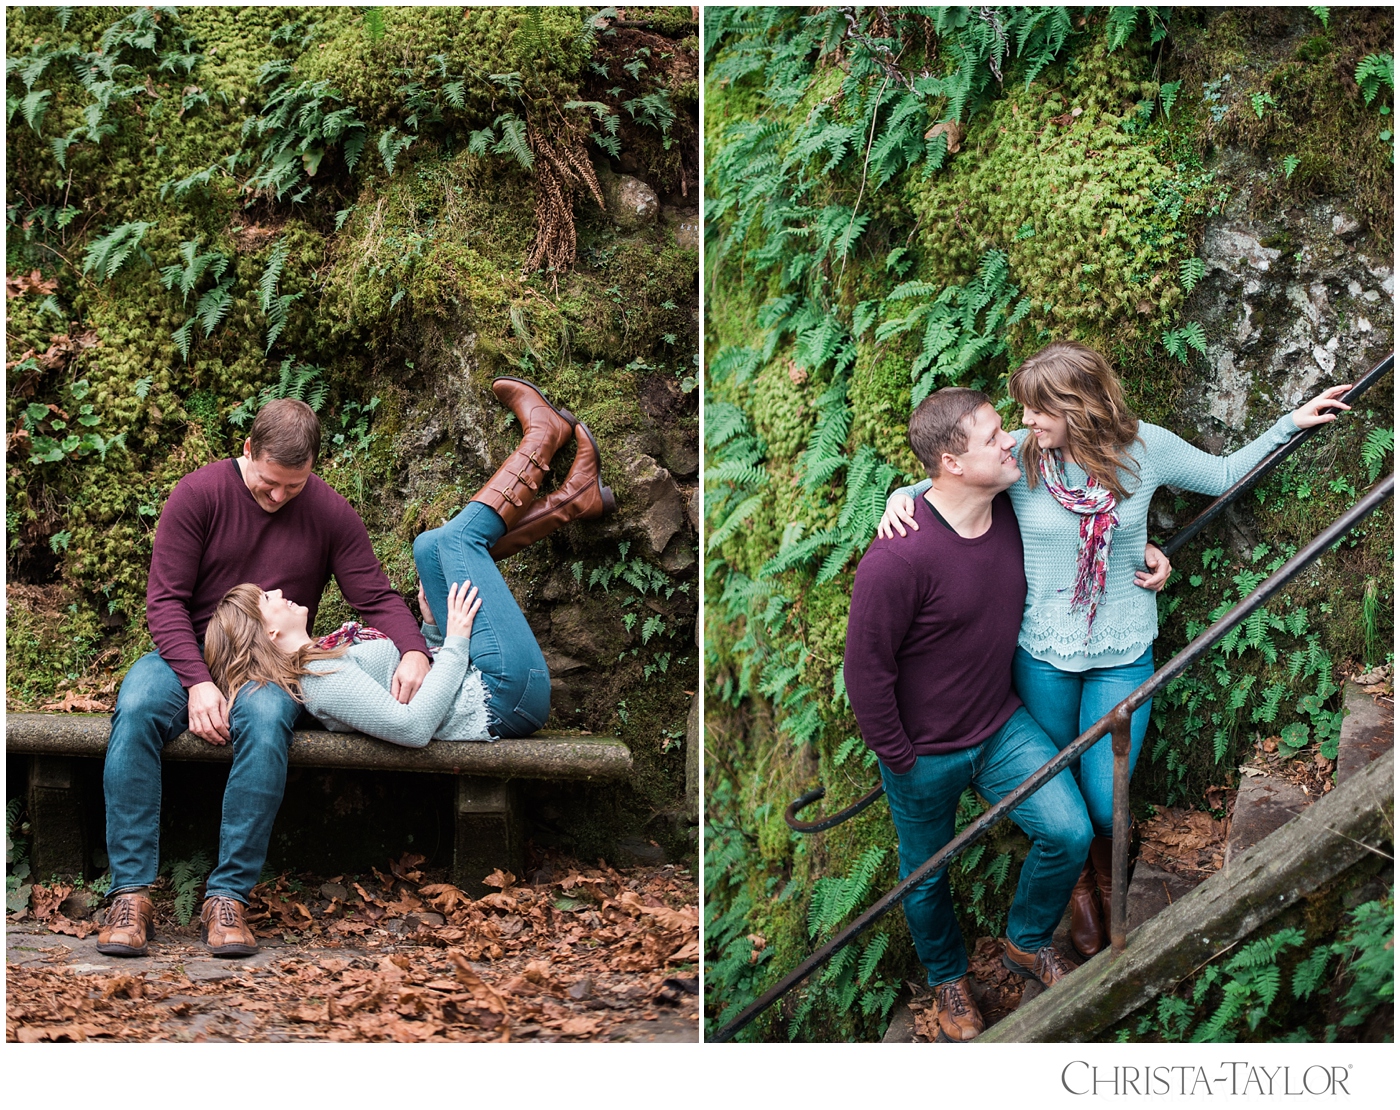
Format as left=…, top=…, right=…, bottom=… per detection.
left=83, top=222, right=155, bottom=282
left=259, top=237, right=289, bottom=312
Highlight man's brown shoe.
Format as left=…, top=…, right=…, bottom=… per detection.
left=1001, top=938, right=1077, bottom=988
left=96, top=890, right=155, bottom=957
left=201, top=896, right=257, bottom=958
left=932, top=975, right=984, bottom=1042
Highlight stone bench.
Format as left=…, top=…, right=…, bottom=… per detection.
left=7, top=713, right=632, bottom=895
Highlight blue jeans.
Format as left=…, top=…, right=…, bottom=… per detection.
left=104, top=650, right=300, bottom=903
left=413, top=501, right=550, bottom=738
left=879, top=707, right=1093, bottom=986
left=1011, top=647, right=1154, bottom=837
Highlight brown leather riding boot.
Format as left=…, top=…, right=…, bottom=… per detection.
left=96, top=889, right=155, bottom=957
left=1001, top=938, right=1077, bottom=988
left=491, top=376, right=576, bottom=462
left=1068, top=862, right=1106, bottom=959
left=201, top=895, right=258, bottom=958
left=488, top=422, right=616, bottom=559
left=932, top=974, right=984, bottom=1042
left=1089, top=835, right=1115, bottom=940
left=470, top=378, right=578, bottom=529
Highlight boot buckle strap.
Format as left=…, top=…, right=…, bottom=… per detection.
left=490, top=485, right=525, bottom=508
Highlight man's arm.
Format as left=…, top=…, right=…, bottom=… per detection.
left=145, top=474, right=231, bottom=743
left=327, top=499, right=432, bottom=702
left=843, top=547, right=920, bottom=774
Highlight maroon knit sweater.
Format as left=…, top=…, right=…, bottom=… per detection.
left=843, top=491, right=1025, bottom=774
left=146, top=457, right=428, bottom=688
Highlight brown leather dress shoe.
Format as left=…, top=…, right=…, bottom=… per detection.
left=932, top=975, right=984, bottom=1042
left=96, top=890, right=155, bottom=957
left=488, top=422, right=615, bottom=558
left=1001, top=938, right=1077, bottom=988
left=1069, top=862, right=1106, bottom=959
left=201, top=896, right=258, bottom=957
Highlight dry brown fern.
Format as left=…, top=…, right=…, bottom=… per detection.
left=524, top=121, right=606, bottom=287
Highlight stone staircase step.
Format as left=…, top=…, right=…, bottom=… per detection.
left=1337, top=679, right=1393, bottom=785
left=1224, top=773, right=1311, bottom=866
left=1126, top=862, right=1201, bottom=931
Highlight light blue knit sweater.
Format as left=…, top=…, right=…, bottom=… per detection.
left=301, top=622, right=491, bottom=746
left=893, top=414, right=1300, bottom=671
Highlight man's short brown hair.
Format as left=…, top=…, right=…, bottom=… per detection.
left=908, top=387, right=991, bottom=478
left=248, top=398, right=321, bottom=467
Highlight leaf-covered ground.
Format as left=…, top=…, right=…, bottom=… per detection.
left=7, top=852, right=697, bottom=1043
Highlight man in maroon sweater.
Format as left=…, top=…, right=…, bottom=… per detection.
left=844, top=388, right=1092, bottom=1042
left=98, top=400, right=430, bottom=959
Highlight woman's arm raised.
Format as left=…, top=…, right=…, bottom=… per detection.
left=1144, top=385, right=1350, bottom=497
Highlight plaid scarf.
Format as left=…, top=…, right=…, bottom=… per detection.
left=1038, top=450, right=1119, bottom=638
left=313, top=622, right=390, bottom=651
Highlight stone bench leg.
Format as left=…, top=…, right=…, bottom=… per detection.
left=28, top=755, right=88, bottom=880
left=453, top=777, right=524, bottom=897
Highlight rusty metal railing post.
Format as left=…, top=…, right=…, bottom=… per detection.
left=1109, top=707, right=1133, bottom=955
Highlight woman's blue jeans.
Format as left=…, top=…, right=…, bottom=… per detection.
left=879, top=707, right=1092, bottom=986
left=1011, top=646, right=1154, bottom=837
left=413, top=500, right=550, bottom=738
left=104, top=650, right=301, bottom=903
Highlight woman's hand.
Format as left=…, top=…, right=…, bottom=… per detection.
left=876, top=493, right=919, bottom=539
left=417, top=581, right=435, bottom=627
left=443, top=581, right=482, bottom=641
left=1290, top=384, right=1351, bottom=429
left=1135, top=543, right=1172, bottom=592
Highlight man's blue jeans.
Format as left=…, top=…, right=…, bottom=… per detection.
left=104, top=651, right=300, bottom=903
left=1011, top=647, right=1154, bottom=837
left=413, top=500, right=550, bottom=737
left=879, top=707, right=1093, bottom=986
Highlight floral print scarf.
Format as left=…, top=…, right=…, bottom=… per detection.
left=314, top=621, right=390, bottom=651
left=1038, top=450, right=1119, bottom=639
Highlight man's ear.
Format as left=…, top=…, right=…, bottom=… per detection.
left=941, top=451, right=964, bottom=477
left=242, top=437, right=253, bottom=460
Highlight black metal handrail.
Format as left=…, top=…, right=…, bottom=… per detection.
left=715, top=473, right=1393, bottom=1042
left=1160, top=352, right=1392, bottom=557
left=784, top=783, right=886, bottom=832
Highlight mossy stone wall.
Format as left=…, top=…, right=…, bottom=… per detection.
left=7, top=6, right=699, bottom=865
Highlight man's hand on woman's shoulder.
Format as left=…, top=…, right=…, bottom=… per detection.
left=877, top=493, right=919, bottom=539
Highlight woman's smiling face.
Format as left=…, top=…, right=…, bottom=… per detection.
left=258, top=588, right=309, bottom=647
left=1021, top=405, right=1069, bottom=451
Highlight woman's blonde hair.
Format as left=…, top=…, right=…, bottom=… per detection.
left=1008, top=340, right=1144, bottom=501
left=203, top=583, right=347, bottom=706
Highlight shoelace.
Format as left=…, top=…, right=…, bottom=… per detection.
left=937, top=981, right=972, bottom=1017
left=1034, top=946, right=1075, bottom=983
left=107, top=896, right=139, bottom=928
left=209, top=897, right=240, bottom=927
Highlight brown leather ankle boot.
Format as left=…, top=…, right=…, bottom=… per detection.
left=1089, top=835, right=1115, bottom=940
left=488, top=422, right=615, bottom=558
left=1068, top=862, right=1106, bottom=959
left=470, top=378, right=577, bottom=528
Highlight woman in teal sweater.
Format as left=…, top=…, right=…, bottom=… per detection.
left=878, top=340, right=1349, bottom=957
